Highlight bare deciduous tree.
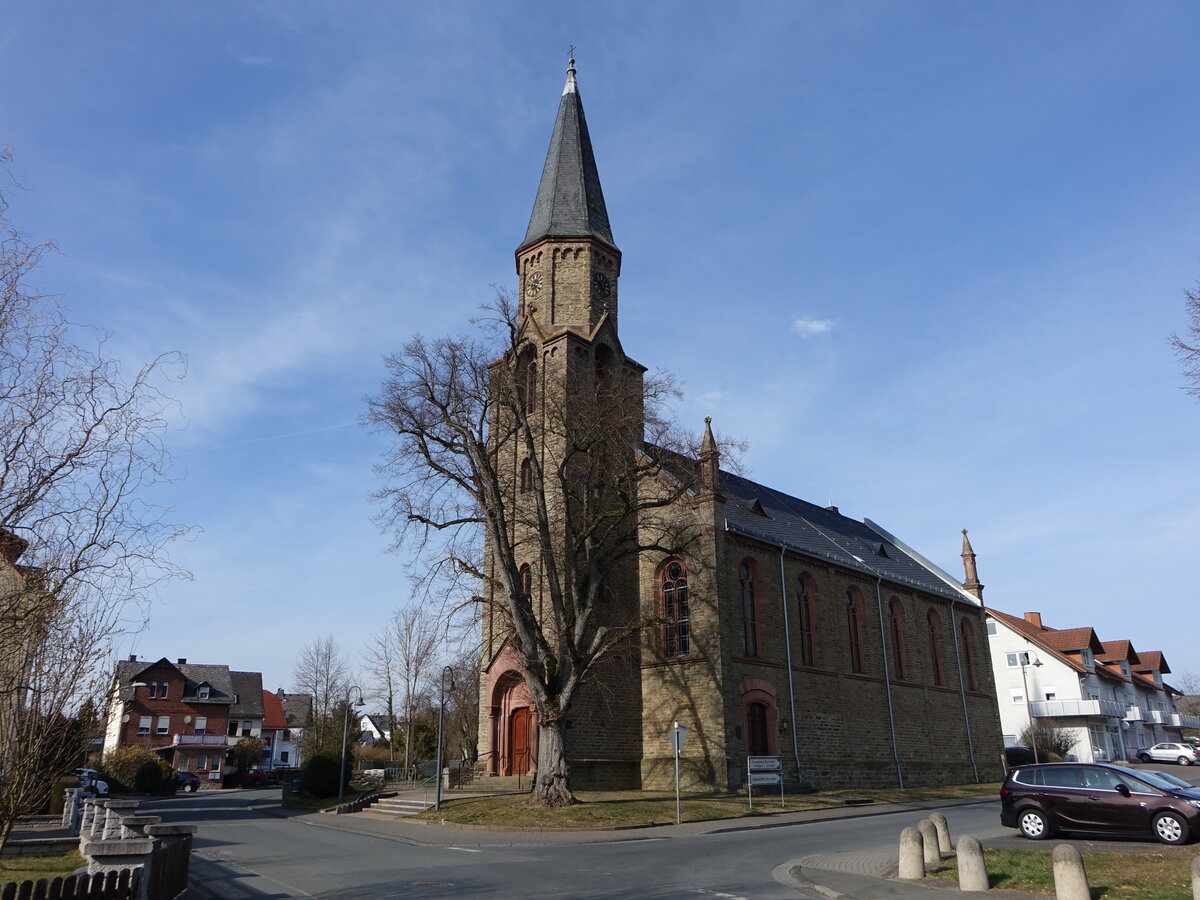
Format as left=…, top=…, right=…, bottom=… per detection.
left=0, top=156, right=187, bottom=854
left=367, top=293, right=707, bottom=806
left=363, top=601, right=443, bottom=769
left=1174, top=671, right=1200, bottom=719
left=291, top=635, right=351, bottom=757
left=1169, top=281, right=1200, bottom=398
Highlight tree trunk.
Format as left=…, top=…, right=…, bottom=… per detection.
left=528, top=719, right=575, bottom=807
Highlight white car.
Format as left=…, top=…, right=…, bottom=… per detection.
left=1136, top=743, right=1200, bottom=766
left=72, top=768, right=110, bottom=796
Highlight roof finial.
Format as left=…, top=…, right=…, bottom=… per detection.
left=564, top=46, right=578, bottom=95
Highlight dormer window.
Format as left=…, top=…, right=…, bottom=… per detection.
left=1120, top=662, right=1130, bottom=677
left=1080, top=648, right=1094, bottom=669
left=198, top=685, right=210, bottom=700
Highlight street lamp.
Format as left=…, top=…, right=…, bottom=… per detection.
left=435, top=665, right=455, bottom=811
left=1019, top=653, right=1044, bottom=764
left=338, top=684, right=365, bottom=803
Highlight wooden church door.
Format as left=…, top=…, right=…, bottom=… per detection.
left=509, top=707, right=533, bottom=775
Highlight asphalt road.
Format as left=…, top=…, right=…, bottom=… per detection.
left=140, top=764, right=1200, bottom=900
left=140, top=790, right=1004, bottom=899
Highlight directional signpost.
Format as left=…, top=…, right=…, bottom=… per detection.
left=746, top=756, right=783, bottom=810
left=669, top=722, right=688, bottom=825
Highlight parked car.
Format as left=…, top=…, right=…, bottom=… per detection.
left=175, top=770, right=201, bottom=793
left=242, top=769, right=281, bottom=788
left=1001, top=762, right=1200, bottom=845
left=1136, top=742, right=1200, bottom=766
left=72, top=768, right=109, bottom=797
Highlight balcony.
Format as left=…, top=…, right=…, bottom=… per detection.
left=1146, top=710, right=1165, bottom=725
left=172, top=733, right=232, bottom=747
left=1169, top=713, right=1200, bottom=729
left=1123, top=705, right=1145, bottom=722
left=1030, top=698, right=1126, bottom=719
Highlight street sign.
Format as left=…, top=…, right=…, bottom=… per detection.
left=747, top=755, right=781, bottom=771
left=668, top=722, right=688, bottom=754
left=669, top=722, right=688, bottom=825
left=749, top=772, right=781, bottom=786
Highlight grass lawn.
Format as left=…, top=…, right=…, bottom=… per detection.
left=416, top=782, right=1000, bottom=829
left=929, top=847, right=1200, bottom=899
left=0, top=851, right=85, bottom=886
left=281, top=788, right=368, bottom=811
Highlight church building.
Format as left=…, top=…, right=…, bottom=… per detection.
left=479, top=60, right=1003, bottom=792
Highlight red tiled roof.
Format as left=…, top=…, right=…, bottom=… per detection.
left=261, top=690, right=287, bottom=730
left=1040, top=627, right=1102, bottom=653
left=1097, top=640, right=1140, bottom=664
left=1135, top=650, right=1170, bottom=675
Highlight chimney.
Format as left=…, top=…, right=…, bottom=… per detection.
left=128, top=654, right=137, bottom=662
left=177, top=658, right=187, bottom=665
left=1024, top=612, right=1043, bottom=628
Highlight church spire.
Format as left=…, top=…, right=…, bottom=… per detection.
left=960, top=529, right=984, bottom=600
left=521, top=54, right=615, bottom=251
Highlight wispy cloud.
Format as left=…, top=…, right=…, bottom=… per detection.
left=791, top=315, right=836, bottom=337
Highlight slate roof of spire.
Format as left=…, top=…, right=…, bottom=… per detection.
left=522, top=58, right=615, bottom=250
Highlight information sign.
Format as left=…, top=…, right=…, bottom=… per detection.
left=747, top=756, right=781, bottom=772
left=749, top=772, right=781, bottom=786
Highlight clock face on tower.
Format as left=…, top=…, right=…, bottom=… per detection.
left=527, top=271, right=543, bottom=297
left=592, top=271, right=611, bottom=299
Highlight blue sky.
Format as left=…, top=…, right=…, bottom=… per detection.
left=5, top=2, right=1199, bottom=695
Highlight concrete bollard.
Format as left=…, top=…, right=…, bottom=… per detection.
left=918, top=819, right=940, bottom=870
left=898, top=826, right=925, bottom=880
left=930, top=811, right=953, bottom=856
left=1191, top=855, right=1200, bottom=900
left=1051, top=844, right=1089, bottom=900
left=956, top=834, right=989, bottom=891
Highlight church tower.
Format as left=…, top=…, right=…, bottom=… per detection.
left=480, top=57, right=647, bottom=790
left=516, top=55, right=622, bottom=336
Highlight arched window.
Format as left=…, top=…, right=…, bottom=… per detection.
left=960, top=618, right=978, bottom=691
left=927, top=609, right=944, bottom=685
left=796, top=577, right=815, bottom=666
left=524, top=358, right=537, bottom=413
left=519, top=564, right=532, bottom=601
left=661, top=560, right=689, bottom=657
left=888, top=598, right=906, bottom=680
left=738, top=561, right=758, bottom=657
left=519, top=457, right=532, bottom=493
left=846, top=589, right=864, bottom=673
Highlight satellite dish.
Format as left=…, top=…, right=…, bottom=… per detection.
left=122, top=714, right=130, bottom=723
left=184, top=716, right=192, bottom=724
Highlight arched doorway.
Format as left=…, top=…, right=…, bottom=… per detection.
left=746, top=701, right=771, bottom=756
left=487, top=669, right=538, bottom=776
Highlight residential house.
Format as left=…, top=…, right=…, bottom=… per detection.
left=262, top=689, right=311, bottom=770
left=983, top=610, right=1200, bottom=763
left=358, top=714, right=391, bottom=745
left=102, top=656, right=265, bottom=783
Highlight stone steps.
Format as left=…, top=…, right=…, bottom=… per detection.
left=371, top=797, right=434, bottom=817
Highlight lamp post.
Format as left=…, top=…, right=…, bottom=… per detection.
left=1019, top=653, right=1043, bottom=763
left=435, top=665, right=455, bottom=811
left=338, top=684, right=365, bottom=803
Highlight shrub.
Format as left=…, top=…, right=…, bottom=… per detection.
left=133, top=759, right=164, bottom=793
left=302, top=753, right=344, bottom=798
left=101, top=746, right=160, bottom=787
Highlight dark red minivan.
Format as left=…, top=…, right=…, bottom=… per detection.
left=1000, top=763, right=1200, bottom=845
